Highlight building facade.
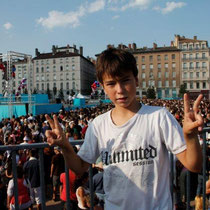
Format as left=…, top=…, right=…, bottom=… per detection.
left=173, top=35, right=210, bottom=99
left=33, top=45, right=96, bottom=98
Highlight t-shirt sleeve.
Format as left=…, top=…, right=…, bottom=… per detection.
left=7, top=179, right=14, bottom=196
left=77, top=122, right=100, bottom=164
left=160, top=109, right=186, bottom=155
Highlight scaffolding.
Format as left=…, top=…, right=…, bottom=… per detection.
left=0, top=51, right=33, bottom=118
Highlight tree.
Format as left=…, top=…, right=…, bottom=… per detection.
left=146, top=86, right=156, bottom=99
left=58, top=88, right=64, bottom=100
left=53, top=87, right=57, bottom=97
left=23, top=88, right=28, bottom=94
left=179, top=83, right=188, bottom=98
left=33, top=88, right=37, bottom=94
left=46, top=88, right=52, bottom=99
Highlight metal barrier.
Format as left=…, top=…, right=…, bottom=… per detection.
left=0, top=128, right=209, bottom=210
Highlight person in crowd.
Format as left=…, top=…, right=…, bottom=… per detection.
left=50, top=146, right=65, bottom=201
left=23, top=149, right=41, bottom=210
left=45, top=48, right=204, bottom=210
left=7, top=165, right=32, bottom=210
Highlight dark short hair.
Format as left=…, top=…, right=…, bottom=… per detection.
left=96, top=48, right=138, bottom=84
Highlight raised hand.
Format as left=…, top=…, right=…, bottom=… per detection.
left=183, top=93, right=203, bottom=136
left=45, top=114, right=68, bottom=148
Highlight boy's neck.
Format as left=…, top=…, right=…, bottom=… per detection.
left=111, top=102, right=141, bottom=126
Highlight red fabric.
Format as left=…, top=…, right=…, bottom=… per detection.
left=11, top=178, right=30, bottom=205
left=60, top=170, right=77, bottom=201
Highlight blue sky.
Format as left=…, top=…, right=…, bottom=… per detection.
left=0, top=0, right=209, bottom=58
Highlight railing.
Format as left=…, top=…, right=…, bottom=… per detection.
left=0, top=128, right=209, bottom=210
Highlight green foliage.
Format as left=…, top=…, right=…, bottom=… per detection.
left=53, top=87, right=57, bottom=96
left=146, top=87, right=156, bottom=99
left=179, top=83, right=188, bottom=98
left=32, top=88, right=37, bottom=94
left=58, top=88, right=64, bottom=100
left=46, top=88, right=52, bottom=99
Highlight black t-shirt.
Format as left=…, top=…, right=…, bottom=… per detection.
left=51, top=153, right=65, bottom=176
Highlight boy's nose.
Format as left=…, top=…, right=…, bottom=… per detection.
left=116, top=82, right=124, bottom=93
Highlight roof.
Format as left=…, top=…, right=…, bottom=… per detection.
left=178, top=37, right=207, bottom=43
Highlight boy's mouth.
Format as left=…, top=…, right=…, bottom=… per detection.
left=117, top=97, right=127, bottom=101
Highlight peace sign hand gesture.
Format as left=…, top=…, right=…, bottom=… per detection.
left=183, top=93, right=203, bottom=136
left=45, top=114, right=68, bottom=148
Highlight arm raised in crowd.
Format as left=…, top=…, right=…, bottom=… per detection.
left=45, top=114, right=90, bottom=175
left=176, top=94, right=203, bottom=172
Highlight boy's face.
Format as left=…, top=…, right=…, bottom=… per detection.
left=102, top=71, right=138, bottom=110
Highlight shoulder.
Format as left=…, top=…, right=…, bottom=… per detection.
left=140, top=104, right=168, bottom=116
left=91, top=110, right=111, bottom=126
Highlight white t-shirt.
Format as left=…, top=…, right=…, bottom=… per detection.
left=78, top=104, right=186, bottom=210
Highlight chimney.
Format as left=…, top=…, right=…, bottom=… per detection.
left=153, top=43, right=157, bottom=49
left=128, top=44, right=132, bottom=49
left=107, top=44, right=113, bottom=49
left=194, top=36, right=197, bottom=40
left=132, top=43, right=137, bottom=50
left=79, top=46, right=83, bottom=56
left=171, top=41, right=174, bottom=47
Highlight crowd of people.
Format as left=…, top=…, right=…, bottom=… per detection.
left=0, top=97, right=209, bottom=209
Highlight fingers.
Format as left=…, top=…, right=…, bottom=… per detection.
left=45, top=114, right=55, bottom=130
left=193, top=94, right=203, bottom=114
left=53, top=115, right=63, bottom=133
left=183, top=93, right=190, bottom=113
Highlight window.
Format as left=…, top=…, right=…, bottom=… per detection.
left=158, top=63, right=161, bottom=69
left=171, top=54, right=175, bottom=59
left=36, top=60, right=39, bottom=65
left=142, top=73, right=145, bottom=79
left=158, top=81, right=162, bottom=87
left=164, top=55, right=168, bottom=60
left=53, top=59, right=56, bottom=64
left=157, top=55, right=161, bottom=61
left=72, top=64, right=75, bottom=71
left=53, top=74, right=56, bottom=80
left=196, top=72, right=199, bottom=78
left=183, top=72, right=187, bottom=79
left=172, top=63, right=176, bottom=68
left=72, top=73, right=75, bottom=80
left=36, top=67, right=39, bottom=73
left=202, top=72, right=206, bottom=78
left=190, top=72, right=193, bottom=78
left=53, top=83, right=56, bottom=88
left=172, top=72, right=176, bottom=78
left=46, top=66, right=50, bottom=72
left=183, top=63, right=187, bottom=69
left=189, top=62, right=194, bottom=69
left=183, top=54, right=186, bottom=59
left=196, top=62, right=200, bottom=68
left=202, top=62, right=206, bottom=68
left=41, top=75, right=44, bottom=81
left=165, top=63, right=168, bottom=69
left=60, top=73, right=63, bottom=80
left=202, top=44, right=205, bottom=49
left=72, top=81, right=75, bottom=89
left=53, top=66, right=56, bottom=72
left=18, top=73, right=22, bottom=79
left=47, top=83, right=50, bottom=89
left=66, top=57, right=69, bottom=63
left=165, top=80, right=169, bottom=87
left=165, top=72, right=168, bottom=78
left=190, top=82, right=193, bottom=89
left=142, top=81, right=146, bottom=88
left=189, top=45, right=193, bottom=50
left=36, top=84, right=39, bottom=90
left=149, top=64, right=153, bottom=70
left=36, top=75, right=39, bottom=81
left=196, top=44, right=199, bottom=49
left=196, top=53, right=199, bottom=59
left=72, top=57, right=75, bottom=63
left=172, top=80, right=176, bottom=87
left=66, top=73, right=69, bottom=80
left=42, top=83, right=44, bottom=90
left=196, top=82, right=200, bottom=89
left=66, top=65, right=69, bottom=70
left=202, top=53, right=205, bottom=58
left=41, top=60, right=44, bottom=65
left=142, top=64, right=145, bottom=70
left=141, top=56, right=145, bottom=62
left=60, top=66, right=63, bottom=71
left=203, top=82, right=206, bottom=89
left=60, top=58, right=63, bottom=63
left=149, top=56, right=153, bottom=62
left=46, top=60, right=49, bottom=64
left=60, top=82, right=63, bottom=89
left=66, top=82, right=69, bottom=89
left=158, top=72, right=161, bottom=78
left=46, top=74, right=49, bottom=81
left=189, top=54, right=193, bottom=59
left=41, top=67, right=44, bottom=73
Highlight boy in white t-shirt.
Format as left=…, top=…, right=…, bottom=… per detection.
left=45, top=48, right=203, bottom=210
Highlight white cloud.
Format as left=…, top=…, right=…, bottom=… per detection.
left=112, top=15, right=120, bottom=19
left=153, top=2, right=186, bottom=14
left=3, top=22, right=13, bottom=30
left=88, top=0, right=105, bottom=13
left=110, top=0, right=151, bottom=11
left=37, top=0, right=105, bottom=29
